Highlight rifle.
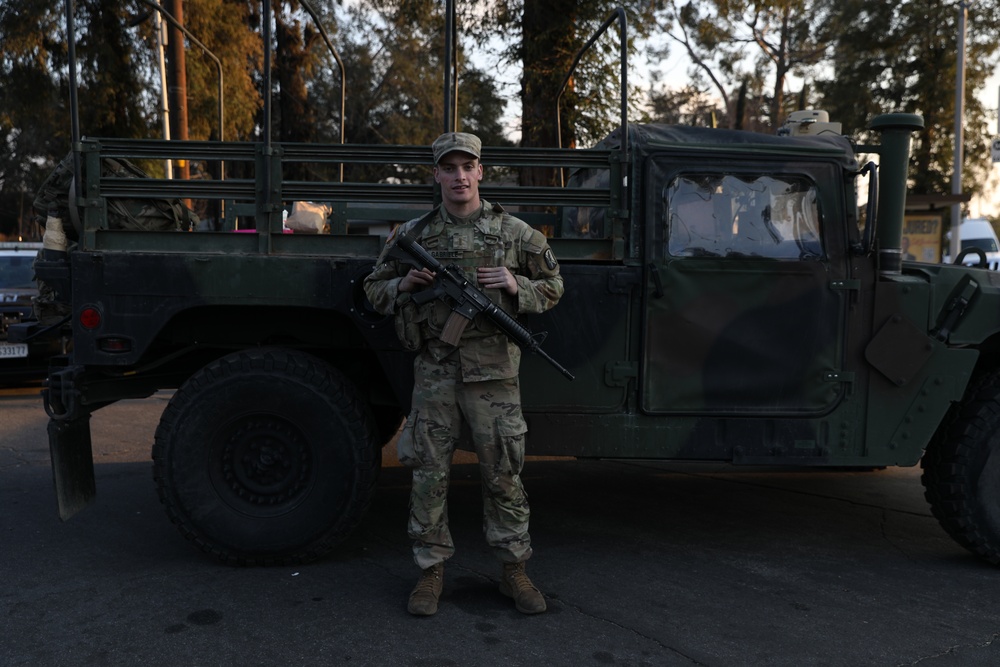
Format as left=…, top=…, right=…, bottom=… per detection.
left=387, top=229, right=575, bottom=381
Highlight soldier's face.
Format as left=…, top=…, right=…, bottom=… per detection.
left=434, top=152, right=482, bottom=213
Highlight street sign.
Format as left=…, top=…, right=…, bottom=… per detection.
left=992, top=137, right=1000, bottom=163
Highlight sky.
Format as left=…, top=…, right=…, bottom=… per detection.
left=969, top=71, right=1000, bottom=219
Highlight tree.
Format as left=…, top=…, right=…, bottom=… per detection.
left=0, top=1, right=62, bottom=236
left=0, top=0, right=159, bottom=237
left=263, top=0, right=324, bottom=182
left=647, top=80, right=726, bottom=128
left=468, top=0, right=657, bottom=190
left=182, top=0, right=262, bottom=143
left=0, top=0, right=264, bottom=237
left=653, top=0, right=834, bottom=130
left=305, top=0, right=511, bottom=183
left=817, top=0, right=1000, bottom=202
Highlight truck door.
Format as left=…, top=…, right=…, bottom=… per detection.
left=641, top=159, right=851, bottom=416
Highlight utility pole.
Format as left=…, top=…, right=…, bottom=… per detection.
left=164, top=0, right=189, bottom=182
left=950, top=1, right=971, bottom=260
left=155, top=2, right=172, bottom=179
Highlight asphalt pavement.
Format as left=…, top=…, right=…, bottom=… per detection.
left=3, top=390, right=1000, bottom=667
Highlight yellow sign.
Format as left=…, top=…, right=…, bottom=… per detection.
left=902, top=215, right=942, bottom=263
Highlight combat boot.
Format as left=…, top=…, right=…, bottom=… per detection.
left=499, top=562, right=547, bottom=614
left=407, top=563, right=444, bottom=616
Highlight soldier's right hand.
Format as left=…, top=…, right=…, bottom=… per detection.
left=399, top=267, right=436, bottom=293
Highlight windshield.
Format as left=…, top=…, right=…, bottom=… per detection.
left=961, top=238, right=1000, bottom=254
left=0, top=255, right=37, bottom=289
left=666, top=173, right=823, bottom=259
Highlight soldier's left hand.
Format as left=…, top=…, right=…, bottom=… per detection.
left=477, top=266, right=518, bottom=295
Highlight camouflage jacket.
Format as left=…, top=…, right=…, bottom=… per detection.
left=363, top=200, right=563, bottom=381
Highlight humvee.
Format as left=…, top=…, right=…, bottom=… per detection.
left=15, top=6, right=1000, bottom=568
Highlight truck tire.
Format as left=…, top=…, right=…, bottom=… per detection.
left=152, top=348, right=380, bottom=565
left=921, top=370, right=1000, bottom=566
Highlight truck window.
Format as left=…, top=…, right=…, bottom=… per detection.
left=666, top=174, right=822, bottom=260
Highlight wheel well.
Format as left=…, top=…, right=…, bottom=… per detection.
left=149, top=304, right=406, bottom=441
left=926, top=333, right=1000, bottom=454
left=974, top=331, right=1000, bottom=375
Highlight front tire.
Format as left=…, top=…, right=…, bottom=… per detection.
left=153, top=348, right=379, bottom=565
left=922, top=370, right=1000, bottom=566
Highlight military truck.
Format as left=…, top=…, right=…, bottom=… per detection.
left=15, top=7, right=1000, bottom=568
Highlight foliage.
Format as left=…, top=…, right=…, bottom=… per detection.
left=1, top=0, right=998, bottom=237
left=305, top=0, right=512, bottom=183
left=0, top=1, right=60, bottom=236
left=463, top=0, right=656, bottom=192
left=652, top=0, right=835, bottom=130
left=0, top=0, right=156, bottom=237
left=816, top=0, right=1000, bottom=202
left=650, top=0, right=999, bottom=213
left=0, top=0, right=262, bottom=237
left=647, top=80, right=725, bottom=128
left=182, top=0, right=262, bottom=142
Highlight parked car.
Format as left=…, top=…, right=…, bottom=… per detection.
left=942, top=218, right=1000, bottom=270
left=0, top=241, right=50, bottom=385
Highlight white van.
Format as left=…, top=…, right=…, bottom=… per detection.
left=943, top=218, right=1000, bottom=270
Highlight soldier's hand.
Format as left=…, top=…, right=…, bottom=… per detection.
left=478, top=266, right=518, bottom=295
left=399, top=267, right=436, bottom=292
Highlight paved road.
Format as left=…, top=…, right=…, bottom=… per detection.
left=3, top=390, right=1000, bottom=666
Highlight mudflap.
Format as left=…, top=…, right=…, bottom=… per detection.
left=47, top=415, right=96, bottom=520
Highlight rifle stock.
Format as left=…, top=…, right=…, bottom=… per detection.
left=388, top=232, right=575, bottom=380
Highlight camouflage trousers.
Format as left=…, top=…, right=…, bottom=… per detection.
left=397, top=350, right=532, bottom=570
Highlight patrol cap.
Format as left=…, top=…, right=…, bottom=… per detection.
left=432, top=132, right=482, bottom=164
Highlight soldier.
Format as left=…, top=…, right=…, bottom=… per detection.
left=363, top=132, right=563, bottom=616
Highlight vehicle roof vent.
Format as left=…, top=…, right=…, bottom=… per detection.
left=778, top=110, right=843, bottom=137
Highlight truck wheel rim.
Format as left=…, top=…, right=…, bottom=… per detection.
left=212, top=415, right=312, bottom=515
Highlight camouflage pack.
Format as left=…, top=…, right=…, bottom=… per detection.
left=32, top=152, right=198, bottom=235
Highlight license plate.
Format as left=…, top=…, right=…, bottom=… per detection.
left=0, top=342, right=29, bottom=359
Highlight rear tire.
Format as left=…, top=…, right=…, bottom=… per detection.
left=922, top=370, right=1000, bottom=566
left=153, top=348, right=379, bottom=565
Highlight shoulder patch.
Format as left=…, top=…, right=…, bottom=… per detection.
left=386, top=224, right=400, bottom=244
left=376, top=225, right=400, bottom=264
left=543, top=248, right=558, bottom=271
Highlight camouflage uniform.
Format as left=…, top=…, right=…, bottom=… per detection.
left=364, top=200, right=563, bottom=569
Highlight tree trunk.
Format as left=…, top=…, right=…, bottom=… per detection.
left=520, top=0, right=579, bottom=188
left=274, top=2, right=317, bottom=180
